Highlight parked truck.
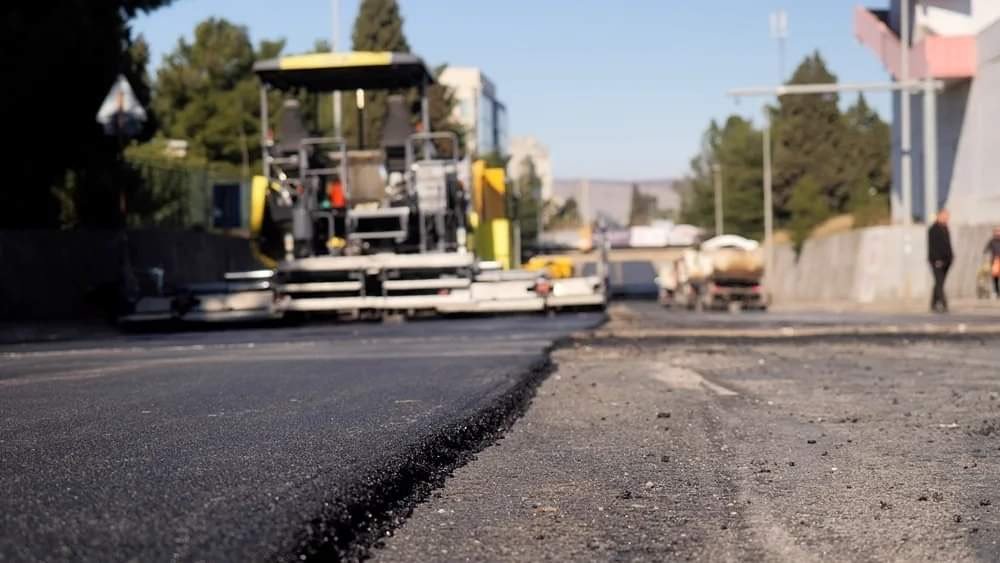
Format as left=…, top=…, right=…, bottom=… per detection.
left=657, top=235, right=767, bottom=312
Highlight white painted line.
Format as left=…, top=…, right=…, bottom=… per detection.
left=649, top=366, right=739, bottom=396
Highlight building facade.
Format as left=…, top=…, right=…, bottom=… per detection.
left=437, top=67, right=509, bottom=158
left=508, top=136, right=554, bottom=201
left=855, top=0, right=1000, bottom=225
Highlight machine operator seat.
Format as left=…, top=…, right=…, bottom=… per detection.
left=381, top=94, right=414, bottom=174
left=274, top=98, right=310, bottom=158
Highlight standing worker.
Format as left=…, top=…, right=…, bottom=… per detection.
left=928, top=209, right=953, bottom=313
left=985, top=226, right=1000, bottom=299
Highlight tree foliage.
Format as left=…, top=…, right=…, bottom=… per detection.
left=2, top=1, right=175, bottom=227
left=680, top=117, right=764, bottom=239
left=681, top=52, right=891, bottom=246
left=514, top=156, right=543, bottom=253
left=153, top=19, right=284, bottom=168
left=342, top=0, right=410, bottom=149
left=843, top=94, right=891, bottom=226
left=343, top=0, right=461, bottom=151
left=771, top=52, right=848, bottom=217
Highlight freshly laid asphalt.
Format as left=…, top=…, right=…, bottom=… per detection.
left=0, top=314, right=602, bottom=562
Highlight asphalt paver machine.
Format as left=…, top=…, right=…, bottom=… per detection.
left=120, top=51, right=605, bottom=323
left=249, top=51, right=476, bottom=315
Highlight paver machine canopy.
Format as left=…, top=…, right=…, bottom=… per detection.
left=251, top=51, right=467, bottom=262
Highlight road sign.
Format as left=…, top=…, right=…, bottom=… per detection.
left=96, top=74, right=147, bottom=138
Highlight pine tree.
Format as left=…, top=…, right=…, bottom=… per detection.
left=515, top=156, right=543, bottom=253
left=344, top=0, right=410, bottom=149
left=352, top=0, right=411, bottom=53
left=681, top=52, right=892, bottom=244
left=772, top=52, right=851, bottom=220
left=343, top=0, right=461, bottom=152
left=153, top=18, right=285, bottom=165
left=680, top=117, right=764, bottom=239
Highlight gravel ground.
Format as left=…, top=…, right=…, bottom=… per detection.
left=377, top=312, right=1000, bottom=561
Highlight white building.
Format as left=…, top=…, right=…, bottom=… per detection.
left=437, top=67, right=509, bottom=158
left=508, top=136, right=553, bottom=201
left=855, top=0, right=1000, bottom=225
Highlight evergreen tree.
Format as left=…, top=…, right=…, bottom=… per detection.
left=680, top=117, right=764, bottom=239
left=515, top=156, right=543, bottom=252
left=153, top=18, right=284, bottom=166
left=772, top=52, right=851, bottom=221
left=352, top=0, right=411, bottom=53
left=344, top=0, right=461, bottom=152
left=681, top=52, right=892, bottom=245
left=345, top=0, right=410, bottom=149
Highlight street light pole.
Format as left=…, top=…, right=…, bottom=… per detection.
left=332, top=0, right=342, bottom=138
left=712, top=163, right=724, bottom=236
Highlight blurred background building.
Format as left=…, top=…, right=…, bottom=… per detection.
left=855, top=0, right=1000, bottom=224
left=438, top=67, right=509, bottom=158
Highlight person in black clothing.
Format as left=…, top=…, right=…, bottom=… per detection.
left=986, top=226, right=1000, bottom=298
left=928, top=209, right=953, bottom=313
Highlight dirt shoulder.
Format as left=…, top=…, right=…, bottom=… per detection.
left=376, top=311, right=1000, bottom=561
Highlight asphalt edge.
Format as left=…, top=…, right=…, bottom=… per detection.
left=571, top=325, right=1000, bottom=346
left=282, top=351, right=559, bottom=562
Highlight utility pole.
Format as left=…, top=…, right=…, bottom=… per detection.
left=762, top=108, right=774, bottom=295
left=900, top=0, right=913, bottom=225
left=917, top=0, right=937, bottom=221
left=332, top=0, right=342, bottom=138
left=712, top=163, right=724, bottom=236
left=923, top=79, right=938, bottom=220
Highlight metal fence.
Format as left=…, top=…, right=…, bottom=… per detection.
left=126, top=158, right=246, bottom=230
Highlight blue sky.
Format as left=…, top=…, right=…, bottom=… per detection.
left=134, top=1, right=893, bottom=180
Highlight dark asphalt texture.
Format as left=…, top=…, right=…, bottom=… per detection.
left=0, top=313, right=602, bottom=562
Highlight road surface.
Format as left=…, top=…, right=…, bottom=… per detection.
left=379, top=303, right=1000, bottom=562
left=0, top=314, right=601, bottom=562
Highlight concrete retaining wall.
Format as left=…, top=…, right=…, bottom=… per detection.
left=0, top=230, right=261, bottom=320
left=771, top=223, right=994, bottom=305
